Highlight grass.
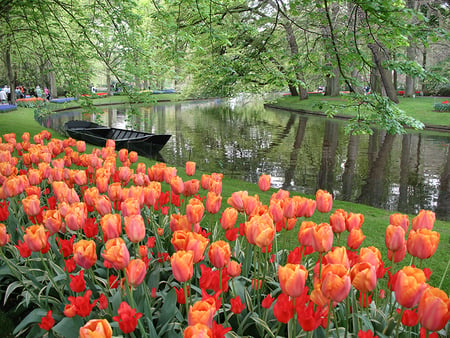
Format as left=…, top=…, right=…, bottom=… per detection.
left=271, top=95, right=450, bottom=128
left=1, top=95, right=449, bottom=293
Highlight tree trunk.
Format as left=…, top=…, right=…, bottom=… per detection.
left=368, top=43, right=399, bottom=103
left=405, top=45, right=416, bottom=97
left=370, top=66, right=382, bottom=95
left=283, top=21, right=308, bottom=100
left=106, top=68, right=112, bottom=95
left=288, top=84, right=298, bottom=96
left=48, top=70, right=57, bottom=98
left=325, top=67, right=340, bottom=96
left=5, top=47, right=16, bottom=103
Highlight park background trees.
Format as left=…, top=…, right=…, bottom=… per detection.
left=0, top=0, right=448, bottom=102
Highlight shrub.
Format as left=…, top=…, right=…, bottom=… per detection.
left=434, top=103, right=450, bottom=112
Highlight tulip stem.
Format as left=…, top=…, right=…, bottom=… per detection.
left=39, top=251, right=65, bottom=303
left=439, top=256, right=449, bottom=289
left=183, top=281, right=189, bottom=320
left=325, top=300, right=333, bottom=337
left=125, top=274, right=147, bottom=337
left=395, top=307, right=404, bottom=338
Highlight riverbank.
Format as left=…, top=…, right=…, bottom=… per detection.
left=268, top=95, right=450, bottom=133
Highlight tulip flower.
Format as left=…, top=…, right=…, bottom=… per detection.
left=417, top=287, right=450, bottom=332
left=171, top=230, right=209, bottom=263
left=69, top=270, right=86, bottom=293
left=258, top=174, right=271, bottom=192
left=184, top=323, right=213, bottom=338
left=412, top=209, right=435, bottom=230
left=407, top=228, right=440, bottom=260
left=100, top=213, right=122, bottom=242
left=227, top=190, right=248, bottom=212
left=220, top=207, right=238, bottom=230
left=316, top=189, right=332, bottom=213
left=65, top=202, right=87, bottom=231
left=321, top=264, right=351, bottom=302
left=183, top=179, right=200, bottom=197
left=188, top=299, right=216, bottom=327
left=390, top=213, right=409, bottom=232
left=278, top=263, right=308, bottom=297
left=208, top=240, right=231, bottom=269
left=171, top=250, right=194, bottom=282
left=347, top=228, right=366, bottom=250
left=230, top=296, right=245, bottom=314
left=73, top=240, right=97, bottom=270
left=244, top=213, right=275, bottom=249
left=350, top=262, right=377, bottom=293
left=121, top=197, right=140, bottom=217
left=298, top=221, right=316, bottom=247
left=329, top=209, right=347, bottom=234
left=0, top=223, right=10, bottom=246
left=22, top=194, right=41, bottom=217
left=311, top=223, right=333, bottom=253
left=124, top=214, right=146, bottom=243
left=23, top=225, right=47, bottom=252
left=345, top=212, right=364, bottom=231
left=385, top=224, right=406, bottom=252
left=102, top=238, right=130, bottom=270
left=185, top=161, right=196, bottom=176
left=38, top=310, right=54, bottom=331
left=126, top=259, right=147, bottom=287
left=324, top=246, right=350, bottom=269
left=186, top=198, right=205, bottom=224
left=273, top=293, right=293, bottom=324
left=113, top=301, right=143, bottom=334
left=394, top=266, right=427, bottom=308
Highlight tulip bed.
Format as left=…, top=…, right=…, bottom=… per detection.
left=0, top=130, right=449, bottom=338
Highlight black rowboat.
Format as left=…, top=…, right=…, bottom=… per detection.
left=64, top=120, right=171, bottom=154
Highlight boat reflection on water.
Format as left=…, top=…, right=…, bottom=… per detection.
left=41, top=99, right=450, bottom=220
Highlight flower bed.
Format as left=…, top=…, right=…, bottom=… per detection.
left=16, top=97, right=46, bottom=108
left=434, top=100, right=450, bottom=112
left=0, top=130, right=449, bottom=337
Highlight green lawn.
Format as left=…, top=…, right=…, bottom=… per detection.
left=271, top=95, right=450, bottom=128
left=1, top=95, right=449, bottom=293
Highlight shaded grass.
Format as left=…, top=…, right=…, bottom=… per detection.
left=1, top=99, right=449, bottom=293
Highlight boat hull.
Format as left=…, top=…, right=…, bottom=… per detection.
left=64, top=120, right=171, bottom=155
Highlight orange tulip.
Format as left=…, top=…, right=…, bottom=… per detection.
left=394, top=266, right=427, bottom=308
left=96, top=174, right=110, bottom=194
left=389, top=213, right=409, bottom=232
left=148, top=162, right=166, bottom=182
left=125, top=259, right=147, bottom=287
left=345, top=212, right=364, bottom=232
left=206, top=192, right=222, bottom=214
left=27, top=168, right=43, bottom=185
left=183, top=179, right=200, bottom=197
left=185, top=161, right=196, bottom=176
left=102, top=238, right=130, bottom=270
left=43, top=209, right=63, bottom=234
left=208, top=178, right=222, bottom=195
left=171, top=230, right=209, bottom=263
left=100, top=214, right=122, bottom=242
left=244, top=213, right=275, bottom=248
left=227, top=261, right=242, bottom=277
left=243, top=194, right=260, bottom=217
left=350, top=262, right=377, bottom=293
left=143, top=182, right=161, bottom=207
left=129, top=151, right=138, bottom=163
left=184, top=323, right=212, bottom=338
left=0, top=223, right=10, bottom=246
left=310, top=280, right=330, bottom=309
left=118, top=148, right=128, bottom=163
left=73, top=240, right=97, bottom=269
left=79, top=319, right=112, bottom=338
left=76, top=140, right=86, bottom=153
left=124, top=214, right=146, bottom=243
left=208, top=240, right=231, bottom=269
left=118, top=166, right=132, bottom=183
left=94, top=195, right=112, bottom=216
left=163, top=166, right=177, bottom=184
left=258, top=174, right=271, bottom=192
left=23, top=225, right=47, bottom=252
left=107, top=182, right=123, bottom=202
left=200, top=174, right=210, bottom=190
left=269, top=199, right=284, bottom=223
left=385, top=224, right=406, bottom=252
left=121, top=198, right=140, bottom=217
left=311, top=223, right=333, bottom=253
left=329, top=209, right=347, bottom=234
left=170, top=214, right=193, bottom=232
left=407, top=228, right=440, bottom=260
left=412, top=209, right=435, bottom=230
left=358, top=246, right=383, bottom=273
left=65, top=202, right=87, bottom=231
left=347, top=228, right=366, bottom=250
left=171, top=250, right=194, bottom=283
left=324, top=246, right=349, bottom=269
left=73, top=170, right=87, bottom=186
left=188, top=299, right=216, bottom=327
left=387, top=243, right=407, bottom=263
left=186, top=198, right=205, bottom=224
left=22, top=194, right=41, bottom=217
left=316, top=189, right=332, bottom=213
left=227, top=190, right=248, bottom=212
left=282, top=197, right=296, bottom=219
left=418, top=287, right=450, bottom=332
left=321, top=264, right=351, bottom=302
left=220, top=207, right=238, bottom=230
left=298, top=221, right=316, bottom=247
left=170, top=176, right=184, bottom=195
left=84, top=187, right=100, bottom=207
left=278, top=263, right=308, bottom=297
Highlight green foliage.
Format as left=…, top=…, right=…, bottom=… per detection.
left=434, top=103, right=450, bottom=112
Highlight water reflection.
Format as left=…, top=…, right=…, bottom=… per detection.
left=45, top=99, right=450, bottom=220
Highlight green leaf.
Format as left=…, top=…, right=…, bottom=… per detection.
left=156, top=288, right=177, bottom=331
left=52, top=317, right=83, bottom=338
left=13, top=308, right=47, bottom=335
left=4, top=281, right=21, bottom=305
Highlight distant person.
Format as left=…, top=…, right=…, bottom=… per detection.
left=36, top=85, right=42, bottom=98
left=0, top=89, right=7, bottom=104
left=44, top=87, right=50, bottom=100
left=364, top=86, right=370, bottom=95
